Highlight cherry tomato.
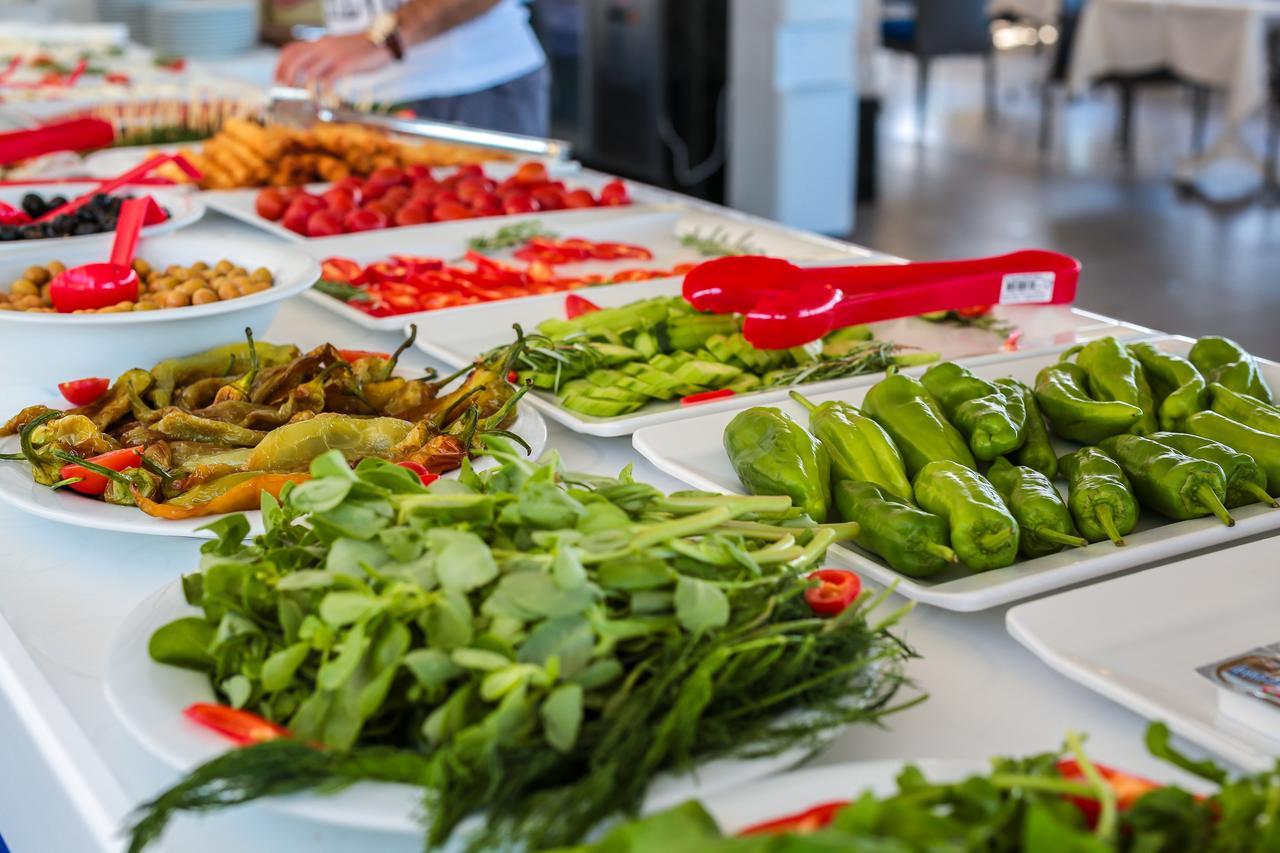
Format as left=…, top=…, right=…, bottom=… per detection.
left=433, top=201, right=474, bottom=221
left=334, top=176, right=364, bottom=199
left=321, top=187, right=356, bottom=214
left=502, top=192, right=535, bottom=215
left=305, top=208, right=344, bottom=237
left=343, top=207, right=388, bottom=233
left=563, top=188, right=596, bottom=208
left=255, top=188, right=287, bottom=221
left=405, top=164, right=432, bottom=182
left=513, top=161, right=549, bottom=185
left=395, top=460, right=440, bottom=487
left=183, top=703, right=290, bottom=746
left=57, top=446, right=144, bottom=496
left=395, top=204, right=432, bottom=227
left=57, top=377, right=110, bottom=407
left=598, top=179, right=631, bottom=206
left=470, top=192, right=503, bottom=216
left=366, top=165, right=407, bottom=189
left=803, top=569, right=861, bottom=616
left=564, top=293, right=601, bottom=319
left=531, top=185, right=565, bottom=211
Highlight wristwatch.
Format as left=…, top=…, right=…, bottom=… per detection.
left=366, top=11, right=404, bottom=61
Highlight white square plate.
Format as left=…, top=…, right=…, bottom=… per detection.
left=631, top=335, right=1280, bottom=611
left=1007, top=537, right=1280, bottom=772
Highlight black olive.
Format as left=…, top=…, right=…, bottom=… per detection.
left=0, top=225, right=17, bottom=241
left=19, top=224, right=43, bottom=239
left=40, top=222, right=60, bottom=238
left=47, top=195, right=66, bottom=209
left=21, top=193, right=45, bottom=217
left=72, top=222, right=97, bottom=236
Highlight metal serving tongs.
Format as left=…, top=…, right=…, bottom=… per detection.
left=265, top=86, right=573, bottom=161
left=682, top=250, right=1082, bottom=350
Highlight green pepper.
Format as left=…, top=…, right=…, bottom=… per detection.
left=912, top=460, right=1019, bottom=570
left=920, top=362, right=1023, bottom=461
left=1034, top=362, right=1143, bottom=444
left=724, top=407, right=830, bottom=521
left=103, top=468, right=162, bottom=506
left=1058, top=448, right=1138, bottom=546
left=862, top=369, right=975, bottom=477
left=1189, top=336, right=1273, bottom=404
left=1128, top=342, right=1207, bottom=431
left=1184, top=410, right=1280, bottom=494
left=790, top=391, right=913, bottom=503
left=246, top=414, right=417, bottom=472
left=149, top=341, right=300, bottom=408
left=1208, top=383, right=1280, bottom=436
left=1149, top=432, right=1276, bottom=509
left=986, top=457, right=1087, bottom=558
left=833, top=480, right=956, bottom=577
left=996, top=378, right=1057, bottom=479
left=1098, top=434, right=1234, bottom=526
left=1064, top=338, right=1158, bottom=435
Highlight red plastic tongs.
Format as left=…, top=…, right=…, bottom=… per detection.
left=682, top=250, right=1081, bottom=349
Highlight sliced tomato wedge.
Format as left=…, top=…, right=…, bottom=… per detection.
left=58, top=376, right=110, bottom=407
left=565, top=293, right=601, bottom=319
left=337, top=349, right=390, bottom=363
left=57, top=446, right=144, bottom=496
left=803, top=569, right=861, bottom=616
left=396, top=460, right=440, bottom=487
left=184, top=703, right=290, bottom=746
left=320, top=257, right=363, bottom=282
left=739, top=801, right=848, bottom=836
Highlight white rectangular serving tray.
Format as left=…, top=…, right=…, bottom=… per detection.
left=1006, top=538, right=1280, bottom=772
left=412, top=277, right=1156, bottom=438
left=298, top=204, right=876, bottom=331
left=631, top=335, right=1280, bottom=611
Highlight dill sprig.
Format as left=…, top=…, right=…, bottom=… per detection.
left=677, top=226, right=764, bottom=257
left=466, top=220, right=558, bottom=253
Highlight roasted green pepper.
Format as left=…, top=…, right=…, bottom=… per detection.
left=1184, top=410, right=1280, bottom=494
left=724, top=407, right=830, bottom=521
left=1058, top=448, right=1138, bottom=546
left=150, top=341, right=301, bottom=408
left=833, top=480, right=956, bottom=577
left=790, top=391, right=913, bottom=503
left=1189, top=336, right=1273, bottom=404
left=996, top=378, right=1056, bottom=479
left=246, top=414, right=417, bottom=472
left=912, top=460, right=1019, bottom=570
left=1034, top=362, right=1143, bottom=444
left=1098, top=434, right=1233, bottom=526
left=1150, top=431, right=1276, bottom=509
left=920, top=362, right=1023, bottom=461
left=1129, top=342, right=1207, bottom=431
left=1209, top=383, right=1280, bottom=436
left=863, top=369, right=975, bottom=477
left=986, top=457, right=1086, bottom=557
left=1064, top=337, right=1158, bottom=435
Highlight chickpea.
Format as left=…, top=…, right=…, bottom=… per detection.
left=14, top=294, right=43, bottom=309
left=214, top=259, right=234, bottom=274
left=230, top=266, right=248, bottom=277
left=229, top=275, right=251, bottom=292
left=150, top=275, right=177, bottom=292
left=191, top=287, right=218, bottom=305
left=132, top=259, right=152, bottom=276
left=190, top=261, right=209, bottom=271
left=23, top=266, right=49, bottom=285
left=241, top=279, right=271, bottom=295
left=10, top=278, right=37, bottom=297
left=46, top=260, right=65, bottom=275
left=251, top=267, right=273, bottom=283
left=111, top=300, right=135, bottom=312
left=176, top=280, right=203, bottom=296
left=165, top=264, right=187, bottom=277
left=159, top=290, right=190, bottom=308
left=216, top=282, right=240, bottom=301
left=39, top=283, right=51, bottom=303
left=134, top=301, right=159, bottom=311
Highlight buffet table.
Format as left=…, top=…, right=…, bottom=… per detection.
left=0, top=208, right=1235, bottom=853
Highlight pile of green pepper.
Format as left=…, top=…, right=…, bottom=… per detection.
left=722, top=334, right=1279, bottom=581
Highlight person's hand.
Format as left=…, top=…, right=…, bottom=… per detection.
left=275, top=34, right=393, bottom=89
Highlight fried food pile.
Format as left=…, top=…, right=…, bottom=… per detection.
left=0, top=330, right=528, bottom=518
left=173, top=119, right=508, bottom=189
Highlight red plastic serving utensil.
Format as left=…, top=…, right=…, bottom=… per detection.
left=0, top=117, right=115, bottom=167
left=683, top=250, right=1081, bottom=350
left=35, top=152, right=200, bottom=223
left=49, top=196, right=154, bottom=312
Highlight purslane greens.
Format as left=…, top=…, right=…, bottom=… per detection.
left=557, top=723, right=1280, bottom=852
left=130, top=441, right=919, bottom=852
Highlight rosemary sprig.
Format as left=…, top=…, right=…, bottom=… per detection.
left=763, top=342, right=939, bottom=387
left=921, top=311, right=1017, bottom=339
left=677, top=226, right=763, bottom=258
left=466, top=220, right=557, bottom=253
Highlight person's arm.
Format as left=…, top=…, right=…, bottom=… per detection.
left=275, top=0, right=503, bottom=89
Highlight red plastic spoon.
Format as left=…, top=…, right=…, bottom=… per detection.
left=49, top=196, right=155, bottom=313
left=683, top=250, right=1081, bottom=349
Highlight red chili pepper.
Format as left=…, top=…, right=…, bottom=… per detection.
left=591, top=241, right=653, bottom=261
left=184, top=703, right=290, bottom=746
left=336, top=349, right=390, bottom=363
left=739, top=801, right=848, bottom=836
left=680, top=388, right=736, bottom=406
left=57, top=446, right=144, bottom=496
left=1056, top=759, right=1161, bottom=827
left=57, top=376, right=110, bottom=407
left=564, top=293, right=601, bottom=319
left=395, top=460, right=439, bottom=487
left=803, top=569, right=861, bottom=616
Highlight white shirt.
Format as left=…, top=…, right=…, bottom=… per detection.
left=325, top=0, right=546, bottom=103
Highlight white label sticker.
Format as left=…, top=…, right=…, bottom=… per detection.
left=999, top=272, right=1055, bottom=304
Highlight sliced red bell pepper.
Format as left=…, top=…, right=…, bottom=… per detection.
left=320, top=257, right=363, bottom=283
left=184, top=703, right=290, bottom=746
left=564, top=293, right=601, bottom=319
left=1056, top=759, right=1161, bottom=826
left=738, top=801, right=848, bottom=836
left=395, top=460, right=440, bottom=487
left=803, top=568, right=861, bottom=616
left=58, top=446, right=144, bottom=496
left=337, top=349, right=390, bottom=363
left=58, top=376, right=110, bottom=407
left=680, top=388, right=736, bottom=406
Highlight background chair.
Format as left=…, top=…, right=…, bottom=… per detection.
left=881, top=0, right=996, bottom=126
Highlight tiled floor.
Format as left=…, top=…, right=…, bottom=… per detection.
left=853, top=50, right=1280, bottom=358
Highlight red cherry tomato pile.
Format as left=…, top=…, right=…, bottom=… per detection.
left=320, top=243, right=694, bottom=317
left=255, top=161, right=632, bottom=238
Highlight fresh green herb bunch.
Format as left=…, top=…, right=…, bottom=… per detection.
left=677, top=226, right=764, bottom=258
left=131, top=442, right=917, bottom=852
left=563, top=723, right=1280, bottom=852
left=467, top=220, right=558, bottom=253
